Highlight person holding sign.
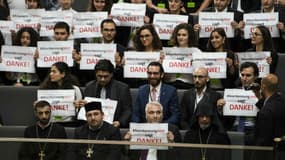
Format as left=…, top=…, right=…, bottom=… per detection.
left=248, top=25, right=279, bottom=73
left=180, top=67, right=223, bottom=129
left=39, top=62, right=83, bottom=126
left=164, top=23, right=200, bottom=89
left=0, top=27, right=40, bottom=86
left=182, top=98, right=231, bottom=160
left=132, top=61, right=180, bottom=126
left=124, top=101, right=182, bottom=160
left=18, top=100, right=67, bottom=160
left=250, top=74, right=285, bottom=160
left=66, top=101, right=122, bottom=160
left=75, top=59, right=132, bottom=128
left=206, top=27, right=239, bottom=89
left=195, top=0, right=244, bottom=52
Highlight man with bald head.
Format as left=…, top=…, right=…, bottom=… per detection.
left=180, top=67, right=222, bottom=129
left=252, top=74, right=285, bottom=159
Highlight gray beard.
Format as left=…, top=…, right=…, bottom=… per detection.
left=199, top=123, right=210, bottom=130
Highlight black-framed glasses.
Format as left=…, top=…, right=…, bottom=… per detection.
left=103, top=28, right=115, bottom=32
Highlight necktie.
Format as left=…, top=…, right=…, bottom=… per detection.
left=100, top=87, right=106, bottom=99
left=151, top=88, right=157, bottom=101
left=237, top=116, right=245, bottom=132
left=140, top=150, right=148, bottom=160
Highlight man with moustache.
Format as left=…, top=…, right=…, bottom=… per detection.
left=18, top=100, right=67, bottom=160
left=132, top=61, right=180, bottom=126
left=67, top=101, right=122, bottom=160
left=180, top=67, right=222, bottom=130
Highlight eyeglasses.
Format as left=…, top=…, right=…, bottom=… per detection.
left=94, top=0, right=105, bottom=3
left=193, top=75, right=207, bottom=79
left=250, top=32, right=262, bottom=37
left=140, top=34, right=152, bottom=39
left=147, top=71, right=160, bottom=75
left=103, top=28, right=115, bottom=32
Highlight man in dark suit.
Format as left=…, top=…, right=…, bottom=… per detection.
left=131, top=61, right=180, bottom=126
left=252, top=74, right=285, bottom=160
left=194, top=0, right=245, bottom=52
left=125, top=101, right=181, bottom=160
left=180, top=67, right=222, bottom=130
left=230, top=0, right=261, bottom=13
left=75, top=59, right=132, bottom=128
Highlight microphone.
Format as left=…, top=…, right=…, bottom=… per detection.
left=274, top=136, right=285, bottom=143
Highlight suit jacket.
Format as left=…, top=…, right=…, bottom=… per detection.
left=180, top=87, right=222, bottom=130
left=255, top=93, right=285, bottom=147
left=127, top=124, right=182, bottom=160
left=132, top=83, right=180, bottom=125
left=84, top=79, right=132, bottom=128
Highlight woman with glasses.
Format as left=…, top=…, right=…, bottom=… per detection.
left=133, top=24, right=162, bottom=52
left=249, top=25, right=278, bottom=73
left=206, top=27, right=239, bottom=89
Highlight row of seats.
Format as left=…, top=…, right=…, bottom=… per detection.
left=0, top=125, right=244, bottom=160
left=0, top=54, right=285, bottom=126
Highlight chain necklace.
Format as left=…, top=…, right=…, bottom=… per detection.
left=36, top=123, right=53, bottom=160
left=198, top=128, right=212, bottom=160
left=86, top=126, right=102, bottom=159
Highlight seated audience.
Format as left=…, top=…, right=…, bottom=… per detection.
left=18, top=100, right=67, bottom=160
left=124, top=101, right=182, bottom=160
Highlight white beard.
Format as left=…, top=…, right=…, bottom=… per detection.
left=199, top=123, right=210, bottom=130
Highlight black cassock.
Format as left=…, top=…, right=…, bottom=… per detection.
left=182, top=126, right=231, bottom=160
left=18, top=123, right=67, bottom=160
left=66, top=122, right=122, bottom=160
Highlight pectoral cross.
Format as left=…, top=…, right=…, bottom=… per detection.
left=201, top=154, right=206, bottom=160
left=86, top=148, right=94, bottom=158
left=38, top=150, right=45, bottom=160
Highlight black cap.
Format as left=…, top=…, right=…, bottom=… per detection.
left=85, top=102, right=102, bottom=113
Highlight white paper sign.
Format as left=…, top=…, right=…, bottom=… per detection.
left=10, top=9, right=43, bottom=31
left=153, top=14, right=188, bottom=40
left=80, top=43, right=116, bottom=70
left=199, top=12, right=234, bottom=38
left=192, top=52, right=227, bottom=78
left=162, top=47, right=201, bottom=73
left=237, top=52, right=270, bottom=78
left=37, top=89, right=75, bottom=122
left=111, top=3, right=146, bottom=27
left=223, top=89, right=259, bottom=116
left=37, top=41, right=74, bottom=67
left=77, top=97, right=118, bottom=124
left=130, top=123, right=168, bottom=150
left=243, top=13, right=279, bottom=39
left=124, top=51, right=160, bottom=78
left=40, top=11, right=73, bottom=37
left=73, top=12, right=108, bottom=38
left=0, top=20, right=13, bottom=45
left=0, top=45, right=36, bottom=73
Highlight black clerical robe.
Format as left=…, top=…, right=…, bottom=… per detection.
left=67, top=122, right=122, bottom=160
left=182, top=126, right=231, bottom=160
left=18, top=123, right=67, bottom=160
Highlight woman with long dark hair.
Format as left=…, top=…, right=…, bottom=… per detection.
left=249, top=25, right=278, bottom=73
left=206, top=27, right=239, bottom=89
